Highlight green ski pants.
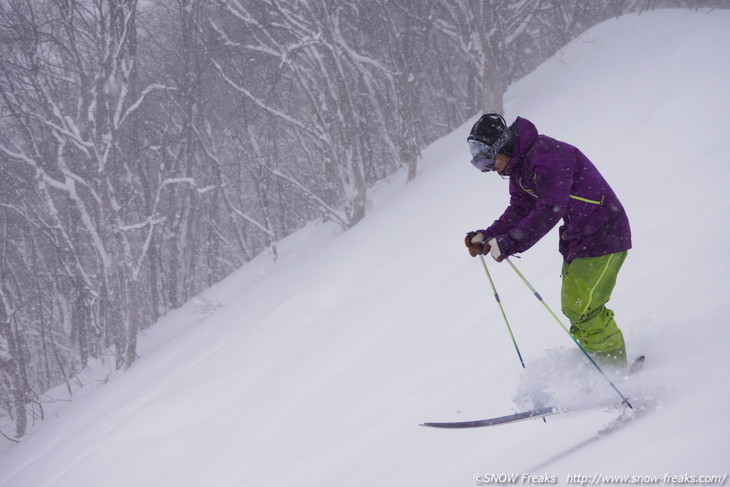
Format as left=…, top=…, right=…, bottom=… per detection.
left=561, top=251, right=628, bottom=365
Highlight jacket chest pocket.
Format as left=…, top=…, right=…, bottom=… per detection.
left=519, top=176, right=604, bottom=206
left=518, top=176, right=539, bottom=199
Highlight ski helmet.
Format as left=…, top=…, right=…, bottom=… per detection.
left=467, top=113, right=513, bottom=156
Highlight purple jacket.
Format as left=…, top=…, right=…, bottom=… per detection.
left=480, top=117, right=631, bottom=262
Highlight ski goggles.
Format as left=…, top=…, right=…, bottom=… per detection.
left=468, top=139, right=496, bottom=172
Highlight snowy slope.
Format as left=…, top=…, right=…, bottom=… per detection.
left=2, top=8, right=730, bottom=487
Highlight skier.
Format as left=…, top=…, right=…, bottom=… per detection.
left=464, top=114, right=631, bottom=366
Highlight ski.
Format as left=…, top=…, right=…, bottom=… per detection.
left=626, top=354, right=646, bottom=376
left=420, top=406, right=564, bottom=429
left=421, top=355, right=646, bottom=429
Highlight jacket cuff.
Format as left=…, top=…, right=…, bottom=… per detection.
left=495, top=235, right=513, bottom=257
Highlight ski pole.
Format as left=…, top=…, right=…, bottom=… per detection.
left=504, top=257, right=633, bottom=409
left=478, top=254, right=525, bottom=368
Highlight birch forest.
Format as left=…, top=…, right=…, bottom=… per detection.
left=0, top=0, right=712, bottom=441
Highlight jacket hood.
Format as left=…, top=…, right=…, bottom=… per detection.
left=505, top=117, right=538, bottom=174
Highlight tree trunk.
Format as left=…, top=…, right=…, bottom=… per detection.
left=0, top=292, right=27, bottom=438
